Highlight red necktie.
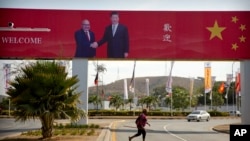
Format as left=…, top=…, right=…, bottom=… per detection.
left=85, top=31, right=90, bottom=41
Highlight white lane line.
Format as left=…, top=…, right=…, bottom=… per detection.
left=163, top=124, right=187, bottom=141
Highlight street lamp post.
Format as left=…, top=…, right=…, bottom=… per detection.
left=232, top=62, right=235, bottom=116
left=225, top=74, right=232, bottom=112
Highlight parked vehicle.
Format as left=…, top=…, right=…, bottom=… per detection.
left=229, top=110, right=241, bottom=117
left=186, top=110, right=210, bottom=122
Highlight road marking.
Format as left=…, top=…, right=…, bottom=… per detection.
left=163, top=124, right=187, bottom=141
left=111, top=121, right=117, bottom=141
left=111, top=120, right=125, bottom=141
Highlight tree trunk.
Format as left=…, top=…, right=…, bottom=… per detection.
left=40, top=112, right=54, bottom=139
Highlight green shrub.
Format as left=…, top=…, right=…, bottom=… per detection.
left=70, top=130, right=77, bottom=135
left=79, top=129, right=86, bottom=135
left=87, top=129, right=95, bottom=136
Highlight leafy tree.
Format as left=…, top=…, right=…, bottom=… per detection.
left=88, top=94, right=102, bottom=110
left=163, top=86, right=189, bottom=111
left=196, top=81, right=226, bottom=109
left=7, top=61, right=85, bottom=139
left=211, top=91, right=224, bottom=110
left=172, top=86, right=189, bottom=111
left=210, top=82, right=225, bottom=110
left=164, top=95, right=171, bottom=108
left=109, top=94, right=124, bottom=111
left=152, top=85, right=167, bottom=100
left=0, top=97, right=12, bottom=110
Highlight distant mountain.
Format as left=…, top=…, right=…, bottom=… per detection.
left=88, top=76, right=203, bottom=97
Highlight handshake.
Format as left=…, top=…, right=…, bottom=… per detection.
left=90, top=42, right=98, bottom=48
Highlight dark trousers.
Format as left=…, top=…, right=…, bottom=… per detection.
left=133, top=127, right=146, bottom=139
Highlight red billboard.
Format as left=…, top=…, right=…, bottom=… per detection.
left=0, top=8, right=249, bottom=60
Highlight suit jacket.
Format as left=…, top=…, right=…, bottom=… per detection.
left=98, top=24, right=129, bottom=58
left=74, top=29, right=96, bottom=58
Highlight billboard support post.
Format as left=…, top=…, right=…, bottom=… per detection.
left=241, top=61, right=250, bottom=124
left=72, top=58, right=88, bottom=125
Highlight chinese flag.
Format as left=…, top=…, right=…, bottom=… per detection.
left=218, top=82, right=225, bottom=94
left=94, top=72, right=98, bottom=85
left=235, top=72, right=240, bottom=94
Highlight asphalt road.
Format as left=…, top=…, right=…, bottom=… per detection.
left=0, top=117, right=240, bottom=141
left=111, top=118, right=240, bottom=141
left=0, top=118, right=41, bottom=140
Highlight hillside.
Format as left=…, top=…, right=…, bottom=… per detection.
left=88, top=76, right=203, bottom=97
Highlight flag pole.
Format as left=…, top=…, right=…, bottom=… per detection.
left=225, top=85, right=229, bottom=112
left=166, top=61, right=174, bottom=116
left=210, top=90, right=212, bottom=110
left=210, top=76, right=216, bottom=110
left=129, top=60, right=136, bottom=116
left=133, top=61, right=136, bottom=116
left=204, top=62, right=212, bottom=111
left=96, top=60, right=99, bottom=110
left=204, top=91, right=206, bottom=110
left=225, top=74, right=232, bottom=112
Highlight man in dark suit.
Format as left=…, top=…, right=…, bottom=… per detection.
left=74, top=19, right=96, bottom=58
left=91, top=11, right=129, bottom=58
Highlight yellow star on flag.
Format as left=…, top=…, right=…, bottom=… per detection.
left=239, top=35, right=246, bottom=42
left=207, top=20, right=226, bottom=40
left=231, top=16, right=238, bottom=23
left=239, top=24, right=246, bottom=31
left=232, top=43, right=239, bottom=50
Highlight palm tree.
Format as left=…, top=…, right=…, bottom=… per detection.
left=88, top=95, right=102, bottom=110
left=93, top=62, right=107, bottom=110
left=140, top=96, right=159, bottom=110
left=96, top=63, right=107, bottom=73
left=7, top=61, right=85, bottom=139
left=138, top=97, right=146, bottom=109
left=109, top=94, right=124, bottom=111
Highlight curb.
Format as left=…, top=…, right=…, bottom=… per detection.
left=212, top=127, right=229, bottom=134
left=96, top=122, right=113, bottom=141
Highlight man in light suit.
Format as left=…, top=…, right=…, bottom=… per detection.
left=91, top=11, right=129, bottom=58
left=74, top=19, right=96, bottom=58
